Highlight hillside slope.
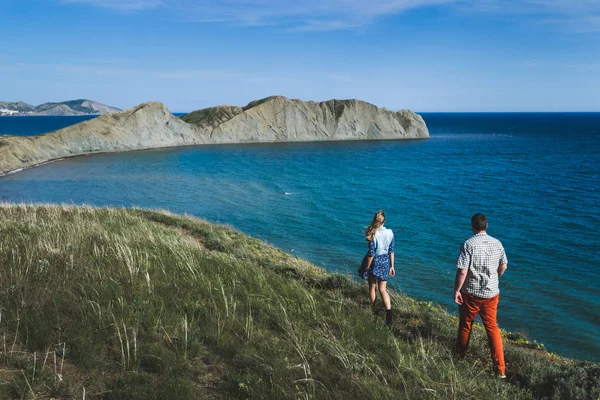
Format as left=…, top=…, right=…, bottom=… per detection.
left=0, top=204, right=597, bottom=399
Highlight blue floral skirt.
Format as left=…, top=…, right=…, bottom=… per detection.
left=361, top=254, right=391, bottom=281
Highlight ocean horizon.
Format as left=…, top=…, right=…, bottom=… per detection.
left=1, top=112, right=598, bottom=362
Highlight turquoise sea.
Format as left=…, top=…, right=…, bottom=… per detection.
left=0, top=113, right=599, bottom=361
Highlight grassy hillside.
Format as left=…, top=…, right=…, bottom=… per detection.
left=0, top=204, right=597, bottom=399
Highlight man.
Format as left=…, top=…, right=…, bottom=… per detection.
left=454, top=213, right=508, bottom=378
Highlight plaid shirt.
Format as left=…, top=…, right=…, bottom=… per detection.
left=456, top=233, right=507, bottom=298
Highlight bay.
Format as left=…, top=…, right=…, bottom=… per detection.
left=1, top=112, right=599, bottom=361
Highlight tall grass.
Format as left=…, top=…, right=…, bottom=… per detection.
left=0, top=204, right=597, bottom=399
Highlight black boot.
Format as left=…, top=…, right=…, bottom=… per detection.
left=385, top=309, right=393, bottom=327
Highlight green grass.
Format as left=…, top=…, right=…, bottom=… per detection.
left=0, top=204, right=597, bottom=399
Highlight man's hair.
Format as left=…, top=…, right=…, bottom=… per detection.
left=471, top=213, right=487, bottom=232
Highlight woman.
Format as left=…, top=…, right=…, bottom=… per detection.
left=362, top=210, right=395, bottom=326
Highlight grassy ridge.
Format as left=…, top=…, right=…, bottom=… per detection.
left=0, top=204, right=597, bottom=399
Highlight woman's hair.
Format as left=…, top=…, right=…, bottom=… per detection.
left=366, top=211, right=386, bottom=242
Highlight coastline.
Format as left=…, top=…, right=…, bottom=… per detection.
left=0, top=158, right=64, bottom=177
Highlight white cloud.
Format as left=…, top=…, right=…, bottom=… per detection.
left=5, top=61, right=270, bottom=83
left=60, top=0, right=457, bottom=26
left=463, top=0, right=600, bottom=31
left=61, top=0, right=163, bottom=11
left=186, top=0, right=458, bottom=30
left=59, top=0, right=600, bottom=31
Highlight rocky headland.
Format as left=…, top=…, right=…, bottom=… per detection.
left=0, top=96, right=429, bottom=175
left=181, top=96, right=429, bottom=143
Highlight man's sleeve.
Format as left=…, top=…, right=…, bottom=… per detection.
left=456, top=243, right=471, bottom=270
left=500, top=246, right=508, bottom=266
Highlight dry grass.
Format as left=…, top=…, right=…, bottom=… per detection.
left=0, top=204, right=597, bottom=399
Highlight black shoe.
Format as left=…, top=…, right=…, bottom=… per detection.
left=385, top=309, right=393, bottom=326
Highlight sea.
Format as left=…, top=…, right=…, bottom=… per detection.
left=0, top=113, right=598, bottom=362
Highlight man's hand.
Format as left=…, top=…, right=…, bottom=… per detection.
left=454, top=290, right=463, bottom=305
left=454, top=268, right=468, bottom=304
left=389, top=266, right=395, bottom=277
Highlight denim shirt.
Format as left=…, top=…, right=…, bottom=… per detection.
left=368, top=227, right=395, bottom=257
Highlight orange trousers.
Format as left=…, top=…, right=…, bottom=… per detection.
left=456, top=292, right=505, bottom=375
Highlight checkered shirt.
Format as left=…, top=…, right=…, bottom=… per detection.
left=456, top=233, right=507, bottom=298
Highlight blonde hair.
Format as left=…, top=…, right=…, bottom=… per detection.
left=366, top=211, right=386, bottom=242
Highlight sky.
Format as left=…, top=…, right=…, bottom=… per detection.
left=0, top=0, right=599, bottom=112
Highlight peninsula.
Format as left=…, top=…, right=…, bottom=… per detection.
left=0, top=96, right=429, bottom=175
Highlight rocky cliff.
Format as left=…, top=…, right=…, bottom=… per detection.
left=182, top=96, right=429, bottom=143
left=0, top=97, right=428, bottom=175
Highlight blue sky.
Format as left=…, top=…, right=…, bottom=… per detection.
left=1, top=0, right=599, bottom=112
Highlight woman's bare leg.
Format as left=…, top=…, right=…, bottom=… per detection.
left=368, top=275, right=377, bottom=310
left=378, top=280, right=391, bottom=310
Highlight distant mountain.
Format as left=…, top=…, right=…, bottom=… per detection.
left=0, top=101, right=36, bottom=114
left=0, top=99, right=121, bottom=116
